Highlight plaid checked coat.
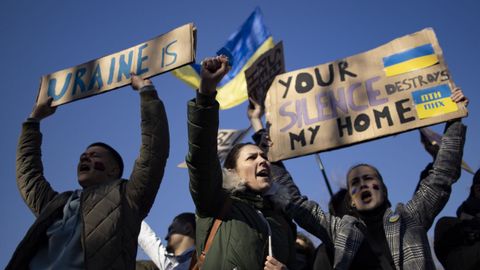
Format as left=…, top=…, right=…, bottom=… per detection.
left=380, top=120, right=466, bottom=270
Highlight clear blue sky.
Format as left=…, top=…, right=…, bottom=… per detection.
left=1, top=0, right=479, bottom=267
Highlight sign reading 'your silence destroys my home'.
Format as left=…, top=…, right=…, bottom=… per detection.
left=265, top=28, right=467, bottom=162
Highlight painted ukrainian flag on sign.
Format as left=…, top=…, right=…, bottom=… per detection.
left=172, top=7, right=274, bottom=109
left=383, top=44, right=439, bottom=77
left=412, top=84, right=458, bottom=119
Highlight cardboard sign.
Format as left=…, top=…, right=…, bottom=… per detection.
left=37, top=23, right=196, bottom=106
left=245, top=42, right=285, bottom=106
left=178, top=128, right=250, bottom=168
left=265, top=28, right=467, bottom=162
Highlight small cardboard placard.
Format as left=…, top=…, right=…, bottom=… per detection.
left=265, top=28, right=467, bottom=162
left=245, top=41, right=285, bottom=106
left=178, top=128, right=249, bottom=168
left=37, top=23, right=196, bottom=106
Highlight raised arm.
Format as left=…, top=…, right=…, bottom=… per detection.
left=126, top=74, right=170, bottom=219
left=405, top=88, right=468, bottom=229
left=16, top=97, right=58, bottom=216
left=186, top=56, right=230, bottom=217
left=138, top=221, right=169, bottom=269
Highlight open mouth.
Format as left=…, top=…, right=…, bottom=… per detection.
left=79, top=164, right=90, bottom=172
left=256, top=169, right=269, bottom=178
left=360, top=190, right=372, bottom=203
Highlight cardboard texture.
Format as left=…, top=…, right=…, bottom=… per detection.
left=245, top=42, right=285, bottom=107
left=37, top=23, right=196, bottom=106
left=178, top=128, right=249, bottom=168
left=265, top=28, right=468, bottom=162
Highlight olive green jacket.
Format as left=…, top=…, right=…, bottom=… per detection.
left=186, top=93, right=296, bottom=270
left=8, top=89, right=169, bottom=270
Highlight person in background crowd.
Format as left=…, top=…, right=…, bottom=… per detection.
left=187, top=55, right=297, bottom=270
left=341, top=88, right=468, bottom=270
left=7, top=74, right=169, bottom=270
left=294, top=232, right=316, bottom=270
left=136, top=260, right=159, bottom=270
left=434, top=169, right=480, bottom=270
left=137, top=213, right=196, bottom=270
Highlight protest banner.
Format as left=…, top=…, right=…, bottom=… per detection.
left=265, top=28, right=468, bottom=162
left=245, top=41, right=285, bottom=107
left=178, top=128, right=250, bottom=168
left=37, top=23, right=196, bottom=106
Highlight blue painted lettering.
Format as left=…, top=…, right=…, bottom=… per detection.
left=72, top=68, right=87, bottom=96
left=117, top=50, right=133, bottom=82
left=136, top=43, right=149, bottom=75
left=47, top=73, right=72, bottom=100
left=165, top=40, right=178, bottom=67
left=88, top=64, right=104, bottom=90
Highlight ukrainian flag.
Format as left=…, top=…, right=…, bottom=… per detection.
left=412, top=84, right=458, bottom=119
left=172, top=7, right=274, bottom=109
left=383, top=44, right=439, bottom=77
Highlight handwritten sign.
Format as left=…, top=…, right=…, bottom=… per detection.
left=37, top=23, right=196, bottom=106
left=245, top=42, right=285, bottom=106
left=178, top=128, right=249, bottom=168
left=265, top=28, right=467, bottom=162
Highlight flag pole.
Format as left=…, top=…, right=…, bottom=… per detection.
left=314, top=154, right=333, bottom=198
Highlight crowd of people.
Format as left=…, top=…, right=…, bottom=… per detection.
left=7, top=55, right=478, bottom=270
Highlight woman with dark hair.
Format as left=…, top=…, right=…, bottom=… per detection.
left=340, top=88, right=467, bottom=270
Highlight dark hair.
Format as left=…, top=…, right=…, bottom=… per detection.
left=223, top=142, right=255, bottom=169
left=469, top=169, right=480, bottom=198
left=345, top=163, right=391, bottom=209
left=328, top=188, right=348, bottom=217
left=174, top=212, right=196, bottom=238
left=87, top=142, right=124, bottom=178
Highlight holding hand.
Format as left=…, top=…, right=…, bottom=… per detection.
left=131, top=73, right=153, bottom=91
left=199, top=55, right=230, bottom=95
left=451, top=87, right=469, bottom=107
left=264, top=256, right=287, bottom=270
left=30, top=97, right=57, bottom=121
left=247, top=97, right=265, bottom=132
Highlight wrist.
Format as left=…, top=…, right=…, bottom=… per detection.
left=26, top=117, right=40, bottom=124
left=250, top=118, right=264, bottom=132
left=199, top=81, right=217, bottom=95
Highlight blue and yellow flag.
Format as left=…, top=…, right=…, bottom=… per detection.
left=412, top=84, right=458, bottom=119
left=383, top=44, right=439, bottom=77
left=172, top=7, right=274, bottom=109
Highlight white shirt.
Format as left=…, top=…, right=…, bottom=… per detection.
left=138, top=221, right=194, bottom=270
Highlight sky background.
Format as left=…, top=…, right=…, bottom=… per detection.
left=1, top=0, right=479, bottom=267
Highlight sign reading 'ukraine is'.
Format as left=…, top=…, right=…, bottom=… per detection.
left=37, top=23, right=196, bottom=106
left=265, top=28, right=468, bottom=162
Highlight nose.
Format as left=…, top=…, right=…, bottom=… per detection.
left=80, top=153, right=90, bottom=162
left=359, top=180, right=368, bottom=189
left=258, top=156, right=269, bottom=166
